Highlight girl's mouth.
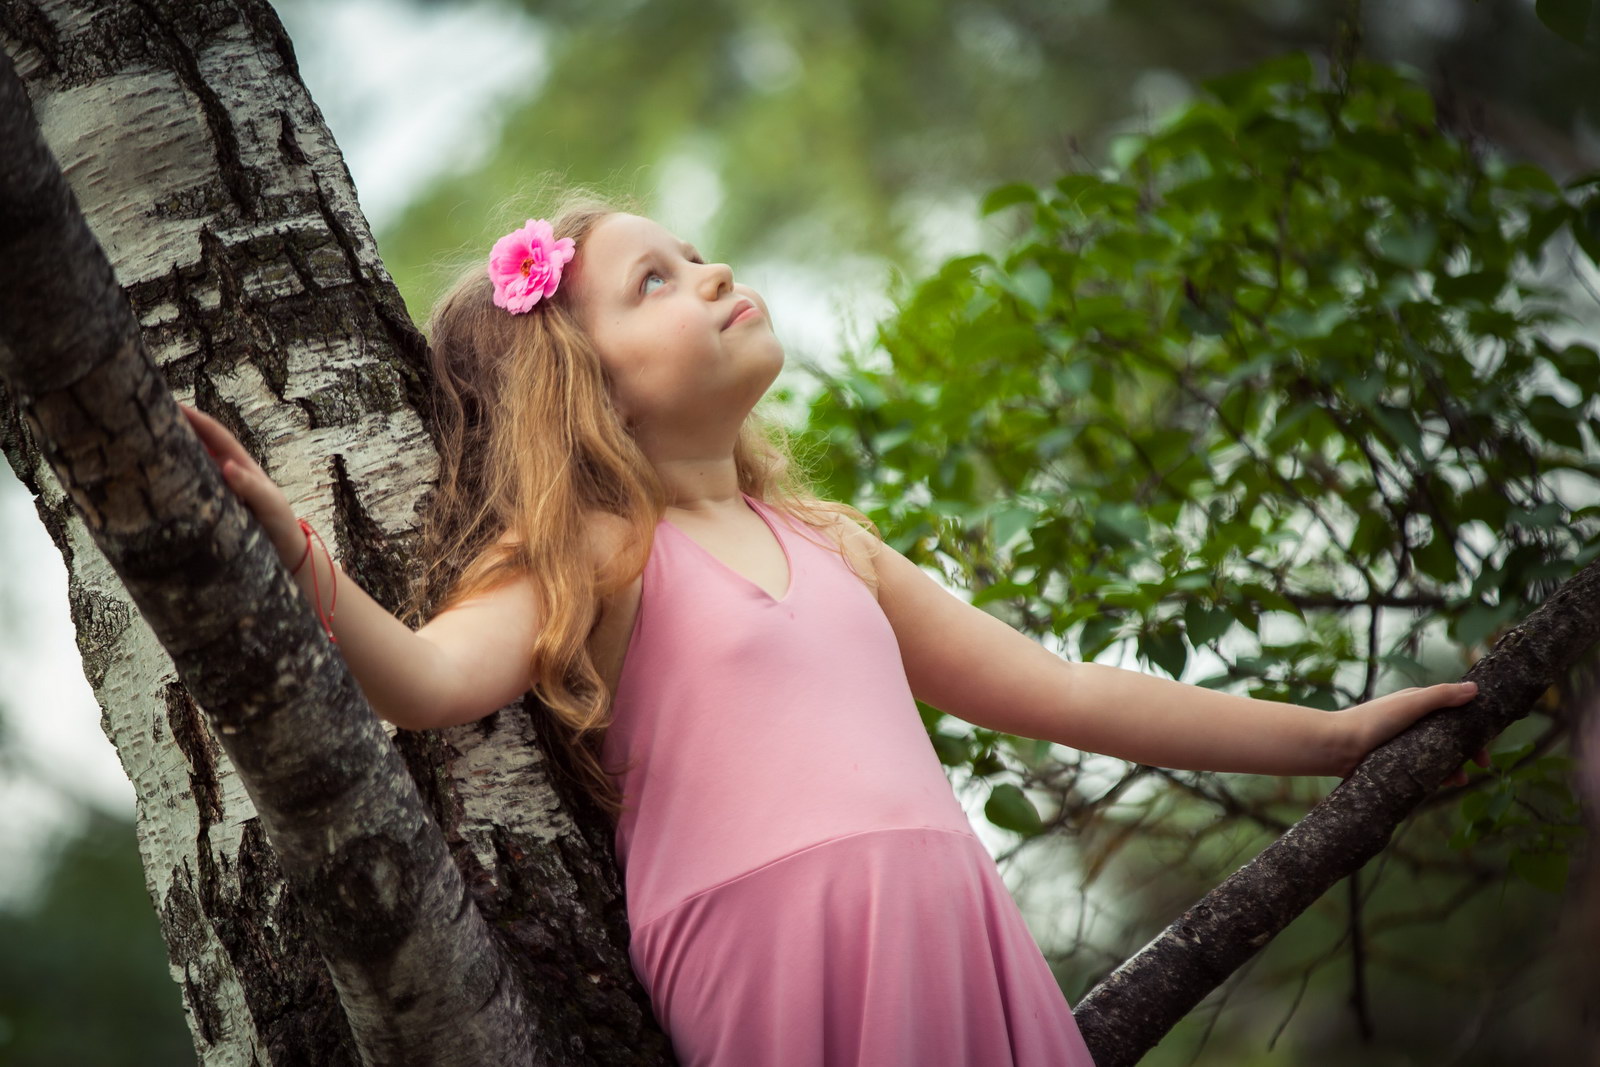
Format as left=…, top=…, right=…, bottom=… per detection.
left=723, top=300, right=760, bottom=329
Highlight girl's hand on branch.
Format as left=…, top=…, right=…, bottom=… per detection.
left=179, top=402, right=304, bottom=568
left=1332, top=681, right=1491, bottom=788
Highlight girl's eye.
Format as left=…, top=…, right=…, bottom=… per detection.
left=641, top=256, right=706, bottom=295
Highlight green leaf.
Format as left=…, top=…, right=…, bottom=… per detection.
left=1079, top=614, right=1122, bottom=660
left=1492, top=742, right=1536, bottom=770
left=1239, top=582, right=1304, bottom=620
left=1380, top=651, right=1431, bottom=684
left=1413, top=529, right=1460, bottom=583
left=982, top=182, right=1041, bottom=216
left=1523, top=203, right=1571, bottom=259
left=971, top=749, right=1006, bottom=777
left=1178, top=299, right=1229, bottom=338
left=1139, top=626, right=1188, bottom=679
left=1509, top=501, right=1567, bottom=529
left=1453, top=600, right=1506, bottom=648
left=1499, top=163, right=1562, bottom=195
left=1372, top=405, right=1427, bottom=461
left=929, top=731, right=970, bottom=766
left=985, top=783, right=1045, bottom=836
left=998, top=264, right=1053, bottom=312
left=972, top=579, right=1032, bottom=607
left=1375, top=218, right=1438, bottom=270
left=1433, top=269, right=1504, bottom=305
left=1184, top=604, right=1228, bottom=646
left=1550, top=343, right=1600, bottom=393
left=989, top=505, right=1036, bottom=551
left=1092, top=502, right=1149, bottom=547
left=1509, top=849, right=1569, bottom=893
left=1528, top=395, right=1585, bottom=451
left=1351, top=507, right=1397, bottom=558
left=1577, top=197, right=1600, bottom=266
left=1536, top=0, right=1594, bottom=45
left=1270, top=304, right=1349, bottom=341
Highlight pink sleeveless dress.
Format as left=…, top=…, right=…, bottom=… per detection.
left=600, top=492, right=1097, bottom=1066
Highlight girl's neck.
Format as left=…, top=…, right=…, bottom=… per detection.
left=638, top=427, right=745, bottom=515
left=650, top=454, right=741, bottom=511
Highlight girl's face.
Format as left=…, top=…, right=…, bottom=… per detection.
left=570, top=213, right=783, bottom=439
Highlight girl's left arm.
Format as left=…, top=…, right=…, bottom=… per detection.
left=870, top=537, right=1486, bottom=781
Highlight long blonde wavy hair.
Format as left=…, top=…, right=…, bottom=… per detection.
left=401, top=188, right=879, bottom=820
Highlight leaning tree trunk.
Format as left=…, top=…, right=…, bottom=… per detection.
left=0, top=2, right=670, bottom=1064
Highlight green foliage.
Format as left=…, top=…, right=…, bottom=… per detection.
left=0, top=809, right=192, bottom=1063
left=1535, top=0, right=1597, bottom=49
left=984, top=783, right=1045, bottom=837
left=1447, top=740, right=1582, bottom=893
left=371, top=0, right=1600, bottom=333
left=802, top=53, right=1600, bottom=839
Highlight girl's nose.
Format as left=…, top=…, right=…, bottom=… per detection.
left=699, top=260, right=734, bottom=298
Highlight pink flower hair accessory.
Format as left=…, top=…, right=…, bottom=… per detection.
left=488, top=218, right=576, bottom=314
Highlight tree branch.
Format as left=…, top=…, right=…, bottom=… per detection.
left=1072, top=548, right=1600, bottom=1066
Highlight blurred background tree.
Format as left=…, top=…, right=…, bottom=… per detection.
left=373, top=0, right=1599, bottom=339
left=2, top=0, right=1596, bottom=1061
left=0, top=802, right=194, bottom=1065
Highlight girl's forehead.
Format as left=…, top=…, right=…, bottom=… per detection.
left=587, top=214, right=682, bottom=259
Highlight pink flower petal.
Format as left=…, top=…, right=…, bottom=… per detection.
left=486, top=219, right=576, bottom=313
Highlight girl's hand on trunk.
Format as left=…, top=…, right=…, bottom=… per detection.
left=1332, top=681, right=1490, bottom=788
left=179, top=402, right=304, bottom=568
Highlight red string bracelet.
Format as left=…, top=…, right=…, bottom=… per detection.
left=293, top=517, right=338, bottom=645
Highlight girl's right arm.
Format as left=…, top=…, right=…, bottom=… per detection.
left=180, top=403, right=539, bottom=731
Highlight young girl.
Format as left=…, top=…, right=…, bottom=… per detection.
left=179, top=191, right=1488, bottom=1067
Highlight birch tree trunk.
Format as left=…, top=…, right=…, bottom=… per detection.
left=0, top=2, right=671, bottom=1063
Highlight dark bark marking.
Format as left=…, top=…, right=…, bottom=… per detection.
left=66, top=581, right=132, bottom=688
left=274, top=107, right=309, bottom=167
left=165, top=680, right=225, bottom=831
left=159, top=869, right=226, bottom=1048
left=128, top=0, right=260, bottom=219
left=0, top=0, right=64, bottom=80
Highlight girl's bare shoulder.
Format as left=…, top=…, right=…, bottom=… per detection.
left=807, top=505, right=882, bottom=600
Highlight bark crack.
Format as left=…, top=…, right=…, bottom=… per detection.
left=128, top=0, right=260, bottom=219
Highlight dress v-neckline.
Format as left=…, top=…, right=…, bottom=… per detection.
left=659, top=492, right=795, bottom=604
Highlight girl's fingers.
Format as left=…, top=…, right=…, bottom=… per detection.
left=180, top=404, right=263, bottom=476
left=180, top=405, right=230, bottom=452
left=1446, top=747, right=1492, bottom=789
